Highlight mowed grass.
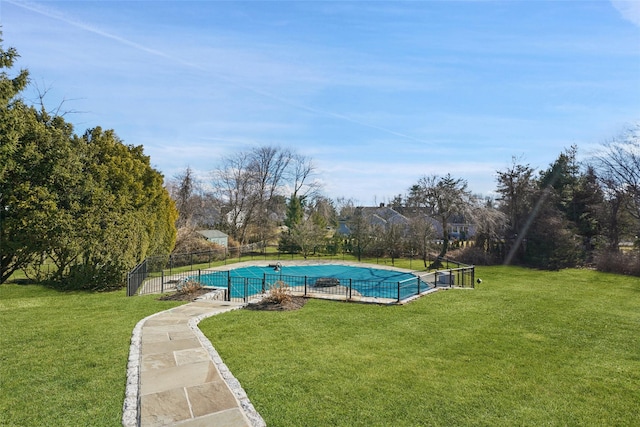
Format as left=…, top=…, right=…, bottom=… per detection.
left=0, top=285, right=185, bottom=427
left=200, top=266, right=640, bottom=426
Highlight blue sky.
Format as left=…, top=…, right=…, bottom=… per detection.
left=2, top=0, right=639, bottom=204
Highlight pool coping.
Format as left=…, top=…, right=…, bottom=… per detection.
left=197, top=259, right=443, bottom=304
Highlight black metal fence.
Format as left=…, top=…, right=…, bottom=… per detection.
left=127, top=245, right=255, bottom=297
left=126, top=259, right=148, bottom=297
left=129, top=262, right=475, bottom=304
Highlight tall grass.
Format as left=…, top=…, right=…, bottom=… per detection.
left=0, top=285, right=184, bottom=427
left=200, top=266, right=640, bottom=426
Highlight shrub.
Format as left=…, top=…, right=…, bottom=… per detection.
left=451, top=246, right=501, bottom=266
left=265, top=280, right=292, bottom=304
left=595, top=250, right=640, bottom=276
left=177, top=279, right=204, bottom=295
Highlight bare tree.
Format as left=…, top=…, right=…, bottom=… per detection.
left=336, top=197, right=356, bottom=218
left=290, top=153, right=320, bottom=198
left=413, top=174, right=475, bottom=263
left=347, top=207, right=376, bottom=261
left=594, top=125, right=640, bottom=246
left=407, top=215, right=436, bottom=268
left=308, top=195, right=338, bottom=229
left=495, top=158, right=538, bottom=263
left=212, top=151, right=254, bottom=243
left=380, top=221, right=406, bottom=265
left=211, top=146, right=319, bottom=246
left=168, top=166, right=201, bottom=228
left=248, top=146, right=292, bottom=247
left=471, top=202, right=507, bottom=255
left=290, top=218, right=325, bottom=259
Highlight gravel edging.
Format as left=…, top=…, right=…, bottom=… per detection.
left=122, top=310, right=164, bottom=427
left=121, top=303, right=265, bottom=427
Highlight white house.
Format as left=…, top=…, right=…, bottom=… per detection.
left=195, top=230, right=229, bottom=247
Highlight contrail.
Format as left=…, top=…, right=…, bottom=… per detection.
left=8, top=0, right=431, bottom=144
left=6, top=0, right=205, bottom=70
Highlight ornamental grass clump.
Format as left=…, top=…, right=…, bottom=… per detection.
left=265, top=280, right=292, bottom=304
left=177, top=279, right=203, bottom=295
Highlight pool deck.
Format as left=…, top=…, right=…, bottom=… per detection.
left=123, top=299, right=265, bottom=427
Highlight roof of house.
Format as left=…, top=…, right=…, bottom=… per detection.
left=196, top=229, right=228, bottom=239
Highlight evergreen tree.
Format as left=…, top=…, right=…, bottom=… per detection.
left=0, top=39, right=177, bottom=288
left=0, top=39, right=35, bottom=282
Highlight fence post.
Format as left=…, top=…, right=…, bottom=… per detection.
left=349, top=278, right=352, bottom=300
left=262, top=273, right=266, bottom=293
left=198, top=269, right=201, bottom=283
left=417, top=276, right=420, bottom=295
left=397, top=281, right=401, bottom=303
left=244, top=278, right=248, bottom=303
left=161, top=270, right=164, bottom=294
left=227, top=271, right=231, bottom=301
left=304, top=276, right=307, bottom=297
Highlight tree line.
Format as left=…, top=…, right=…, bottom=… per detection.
left=0, top=41, right=177, bottom=289
left=171, top=136, right=640, bottom=275
left=3, top=36, right=639, bottom=291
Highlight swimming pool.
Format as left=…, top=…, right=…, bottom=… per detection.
left=196, top=264, right=434, bottom=302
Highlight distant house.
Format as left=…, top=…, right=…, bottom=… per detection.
left=196, top=230, right=229, bottom=247
left=339, top=204, right=475, bottom=241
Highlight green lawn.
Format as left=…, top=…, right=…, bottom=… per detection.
left=200, top=266, right=640, bottom=426
left=1, top=267, right=638, bottom=426
left=0, top=285, right=185, bottom=427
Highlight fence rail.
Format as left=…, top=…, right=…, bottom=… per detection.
left=129, top=262, right=475, bottom=304
left=126, top=259, right=147, bottom=297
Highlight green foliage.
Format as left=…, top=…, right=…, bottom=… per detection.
left=0, top=38, right=28, bottom=105
left=0, top=40, right=177, bottom=289
left=284, top=194, right=303, bottom=229
left=277, top=231, right=301, bottom=254
left=0, top=40, right=33, bottom=283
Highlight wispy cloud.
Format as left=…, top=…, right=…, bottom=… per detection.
left=5, top=0, right=638, bottom=202
left=6, top=0, right=197, bottom=66
left=7, top=0, right=432, bottom=147
left=610, top=0, right=640, bottom=27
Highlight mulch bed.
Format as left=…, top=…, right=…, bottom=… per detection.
left=158, top=289, right=211, bottom=302
left=158, top=290, right=308, bottom=311
left=245, top=296, right=308, bottom=311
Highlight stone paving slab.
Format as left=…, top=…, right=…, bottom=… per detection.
left=123, top=299, right=265, bottom=427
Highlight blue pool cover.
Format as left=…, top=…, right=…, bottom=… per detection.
left=196, top=264, right=429, bottom=300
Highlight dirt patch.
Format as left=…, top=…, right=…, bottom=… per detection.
left=157, top=291, right=308, bottom=310
left=158, top=289, right=211, bottom=301
left=246, top=296, right=308, bottom=311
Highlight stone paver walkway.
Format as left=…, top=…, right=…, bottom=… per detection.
left=123, top=300, right=265, bottom=427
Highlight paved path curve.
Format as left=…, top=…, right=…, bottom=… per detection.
left=123, top=300, right=266, bottom=427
